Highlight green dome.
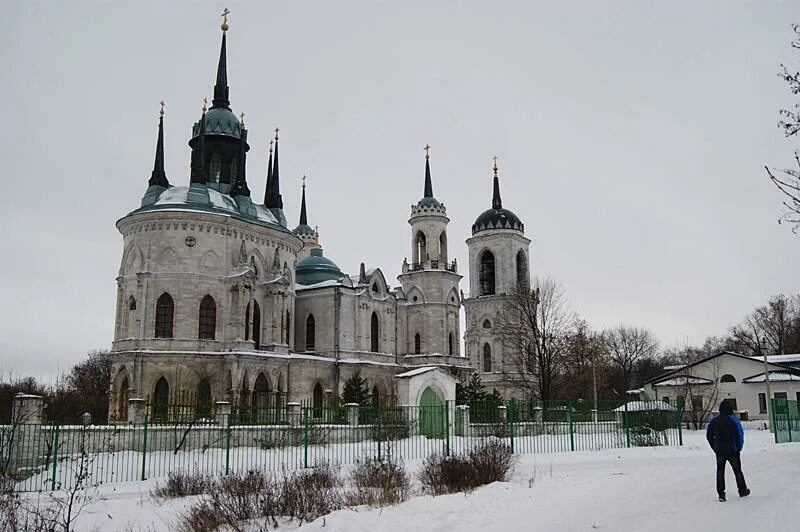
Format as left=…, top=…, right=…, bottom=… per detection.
left=192, top=107, right=242, bottom=139
left=417, top=196, right=441, bottom=207
left=294, top=223, right=315, bottom=236
left=296, top=248, right=344, bottom=286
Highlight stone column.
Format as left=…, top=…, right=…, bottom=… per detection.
left=9, top=394, right=44, bottom=476
left=345, top=403, right=360, bottom=427
left=215, top=401, right=231, bottom=426
left=12, top=393, right=44, bottom=425
left=128, top=398, right=147, bottom=423
left=456, top=404, right=470, bottom=437
left=287, top=402, right=302, bottom=428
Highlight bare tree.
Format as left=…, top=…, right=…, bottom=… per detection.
left=496, top=277, right=574, bottom=400
left=671, top=356, right=722, bottom=430
left=730, top=294, right=800, bottom=356
left=767, top=24, right=800, bottom=232
left=603, top=325, right=659, bottom=396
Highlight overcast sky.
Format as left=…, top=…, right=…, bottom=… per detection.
left=3, top=1, right=800, bottom=381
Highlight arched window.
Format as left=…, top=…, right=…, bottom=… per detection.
left=305, top=314, right=316, bottom=351
left=198, top=295, right=216, bottom=339
left=482, top=319, right=491, bottom=329
left=118, top=376, right=129, bottom=421
left=210, top=152, right=222, bottom=184
left=230, top=156, right=239, bottom=184
left=285, top=311, right=291, bottom=346
left=372, top=283, right=379, bottom=293
left=128, top=296, right=137, bottom=311
left=483, top=344, right=492, bottom=372
left=720, top=374, right=736, bottom=383
left=249, top=256, right=258, bottom=277
left=127, top=296, right=137, bottom=338
left=155, top=293, right=174, bottom=338
left=371, top=312, right=380, bottom=352
left=313, top=382, right=324, bottom=418
left=196, top=378, right=212, bottom=419
left=245, top=302, right=251, bottom=341
left=415, top=231, right=427, bottom=263
left=253, top=373, right=270, bottom=414
left=448, top=333, right=454, bottom=357
left=439, top=231, right=447, bottom=262
left=479, top=250, right=496, bottom=296
left=153, top=377, right=169, bottom=420
left=239, top=370, right=250, bottom=413
left=414, top=333, right=421, bottom=354
left=372, top=386, right=380, bottom=406
left=252, top=301, right=261, bottom=349
left=516, top=250, right=529, bottom=291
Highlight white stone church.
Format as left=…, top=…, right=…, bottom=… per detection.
left=108, top=19, right=532, bottom=422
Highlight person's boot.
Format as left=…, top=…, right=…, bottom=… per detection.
left=739, top=489, right=750, bottom=497
left=719, top=493, right=726, bottom=502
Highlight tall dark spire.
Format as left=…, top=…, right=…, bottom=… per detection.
left=190, top=99, right=208, bottom=183
left=212, top=9, right=230, bottom=109
left=491, top=156, right=502, bottom=210
left=148, top=102, right=169, bottom=188
left=423, top=144, right=433, bottom=198
left=265, top=128, right=283, bottom=208
left=264, top=139, right=274, bottom=204
left=299, top=176, right=308, bottom=225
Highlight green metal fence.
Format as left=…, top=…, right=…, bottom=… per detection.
left=2, top=399, right=683, bottom=493
left=772, top=398, right=800, bottom=444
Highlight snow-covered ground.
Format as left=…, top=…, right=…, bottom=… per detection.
left=35, top=429, right=799, bottom=531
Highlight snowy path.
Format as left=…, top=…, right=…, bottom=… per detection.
left=61, top=429, right=799, bottom=531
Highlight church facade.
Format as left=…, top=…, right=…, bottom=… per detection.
left=107, top=18, right=532, bottom=421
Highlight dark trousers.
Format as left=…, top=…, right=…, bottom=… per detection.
left=716, top=453, right=748, bottom=496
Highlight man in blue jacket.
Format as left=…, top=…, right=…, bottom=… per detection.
left=706, top=399, right=750, bottom=502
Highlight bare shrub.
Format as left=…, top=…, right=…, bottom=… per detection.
left=280, top=463, right=342, bottom=523
left=419, top=440, right=515, bottom=495
left=0, top=475, right=20, bottom=531
left=345, top=456, right=410, bottom=507
left=152, top=471, right=212, bottom=500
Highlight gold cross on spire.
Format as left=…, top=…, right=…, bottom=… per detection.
left=202, top=97, right=208, bottom=113
left=159, top=101, right=165, bottom=117
left=302, top=174, right=307, bottom=188
left=268, top=138, right=274, bottom=154
left=274, top=127, right=280, bottom=140
left=424, top=144, right=431, bottom=159
left=239, top=112, right=245, bottom=126
left=221, top=8, right=230, bottom=32
left=492, top=155, right=499, bottom=176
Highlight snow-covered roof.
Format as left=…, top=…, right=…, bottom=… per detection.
left=653, top=376, right=714, bottom=387
left=613, top=401, right=678, bottom=412
left=748, top=354, right=800, bottom=364
left=742, top=371, right=800, bottom=383
left=394, top=367, right=437, bottom=379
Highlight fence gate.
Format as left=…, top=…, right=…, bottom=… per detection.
left=419, top=387, right=444, bottom=438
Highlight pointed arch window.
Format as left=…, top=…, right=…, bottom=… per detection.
left=371, top=312, right=380, bottom=353
left=252, top=301, right=261, bottom=349
left=153, top=377, right=169, bottom=420
left=285, top=311, right=291, bottom=346
left=372, top=386, right=381, bottom=407
left=210, top=153, right=222, bottom=184
left=118, top=376, right=129, bottom=421
left=483, top=343, right=492, bottom=372
left=196, top=378, right=212, bottom=418
left=516, top=250, right=529, bottom=291
left=306, top=314, right=316, bottom=351
left=439, top=231, right=448, bottom=262
left=415, top=231, right=427, bottom=263
left=245, top=302, right=251, bottom=341
left=198, top=295, right=217, bottom=340
left=448, top=332, right=454, bottom=357
left=155, top=293, right=174, bottom=338
left=313, top=382, right=324, bottom=418
left=479, top=250, right=496, bottom=296
left=414, top=333, right=421, bottom=354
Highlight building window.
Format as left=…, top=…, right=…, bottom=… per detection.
left=196, top=378, right=212, bottom=419
left=516, top=250, right=528, bottom=291
left=479, top=250, right=495, bottom=296
left=448, top=333, right=454, bottom=356
left=662, top=396, right=670, bottom=404
left=313, top=383, right=323, bottom=418
left=155, top=293, right=174, bottom=338
left=483, top=343, right=492, bottom=372
left=414, top=333, right=421, bottom=354
left=720, top=374, right=736, bottom=383
left=727, top=398, right=738, bottom=411
left=198, top=295, right=216, bottom=339
left=415, top=231, right=427, bottom=263
left=691, top=396, right=703, bottom=411
left=210, top=153, right=222, bottom=183
left=305, top=314, right=316, bottom=351
left=153, top=377, right=169, bottom=420
left=128, top=296, right=137, bottom=311
left=285, top=311, right=291, bottom=346
left=758, top=393, right=767, bottom=414
left=372, top=386, right=380, bottom=406
left=118, top=376, right=129, bottom=421
left=371, top=312, right=380, bottom=352
left=245, top=302, right=251, bottom=340
left=372, top=282, right=379, bottom=293
left=251, top=301, right=260, bottom=349
left=482, top=319, right=491, bottom=329
left=439, top=231, right=447, bottom=262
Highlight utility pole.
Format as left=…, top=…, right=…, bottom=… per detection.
left=762, top=345, right=773, bottom=432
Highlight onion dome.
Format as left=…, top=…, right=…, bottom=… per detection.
left=471, top=159, right=524, bottom=235
left=295, top=248, right=344, bottom=286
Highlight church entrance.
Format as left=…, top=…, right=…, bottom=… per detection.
left=419, top=386, right=444, bottom=438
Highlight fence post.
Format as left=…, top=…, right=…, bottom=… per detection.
left=677, top=405, right=683, bottom=446
left=140, top=412, right=149, bottom=481
left=50, top=424, right=60, bottom=491
left=771, top=399, right=778, bottom=444
left=303, top=408, right=309, bottom=469
left=225, top=413, right=232, bottom=476
left=377, top=411, right=383, bottom=462
left=509, top=400, right=515, bottom=454
left=444, top=403, right=450, bottom=457
left=568, top=401, right=575, bottom=452
left=624, top=401, right=631, bottom=448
